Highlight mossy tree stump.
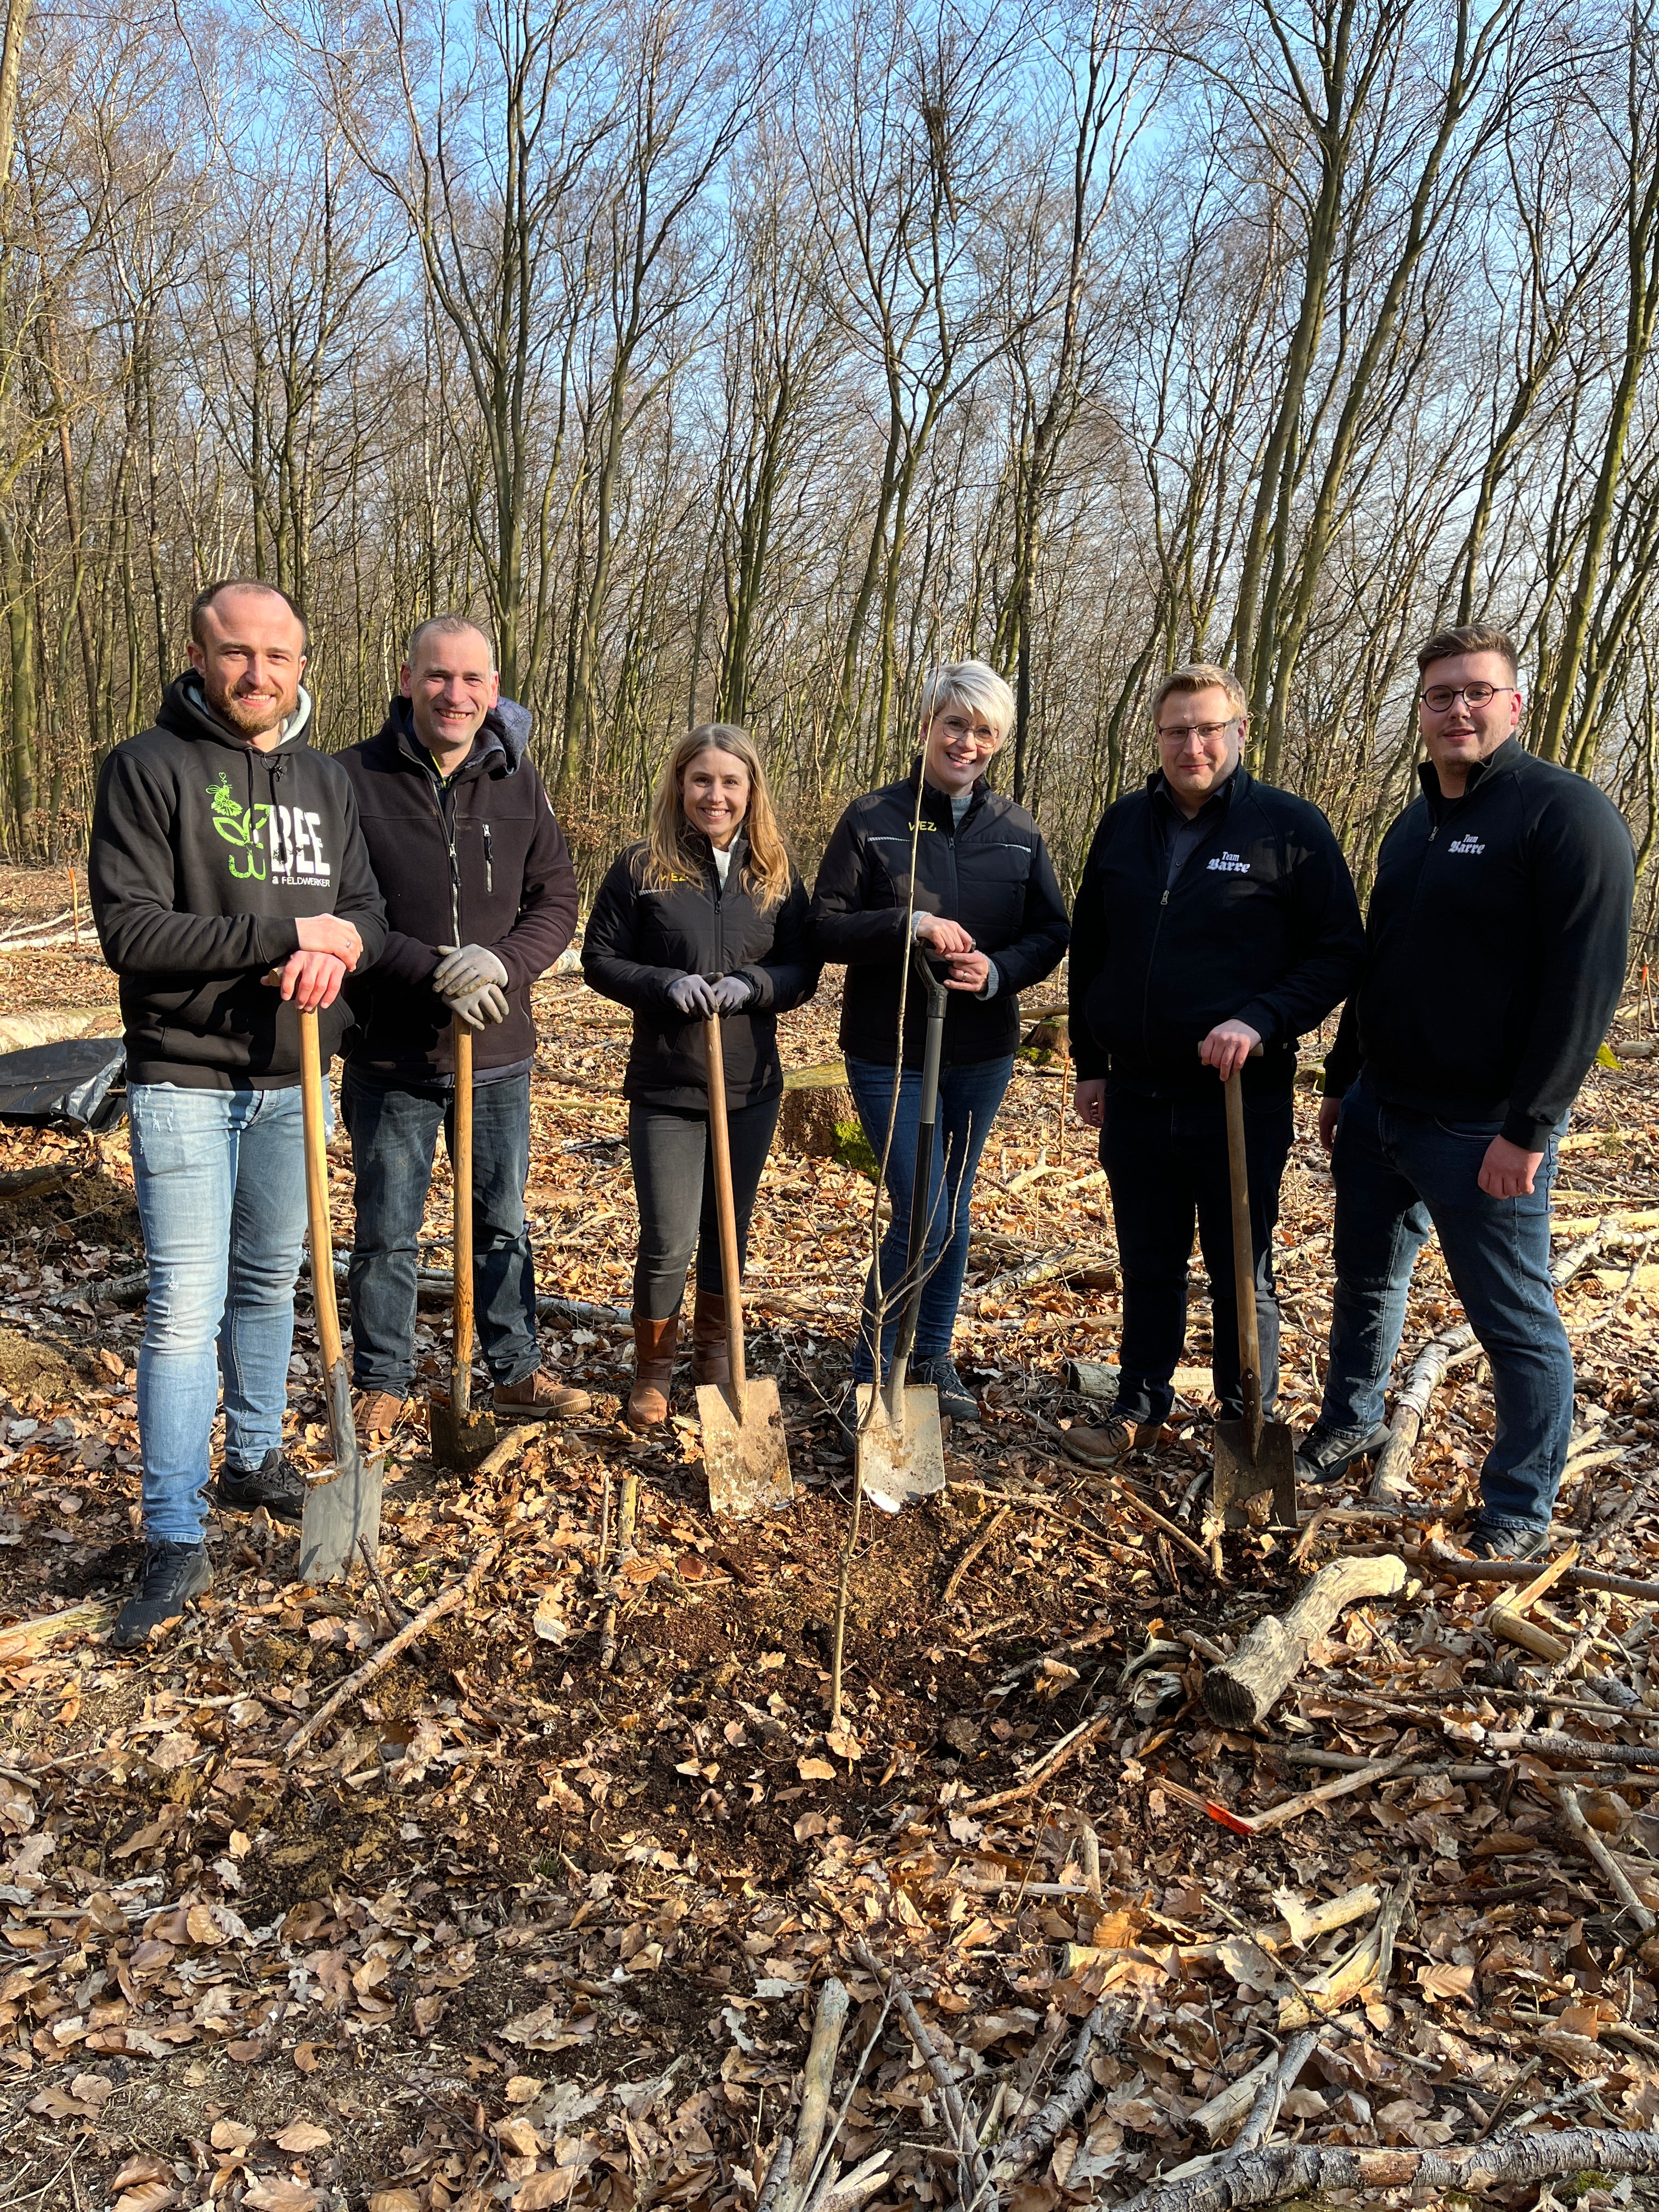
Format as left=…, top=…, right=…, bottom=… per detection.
left=777, top=1060, right=855, bottom=1160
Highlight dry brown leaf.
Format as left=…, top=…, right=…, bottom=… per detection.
left=272, top=2120, right=332, bottom=2153
left=210, top=2118, right=258, bottom=2152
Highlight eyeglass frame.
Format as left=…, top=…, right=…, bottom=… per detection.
left=1156, top=715, right=1242, bottom=742
left=1417, top=683, right=1519, bottom=713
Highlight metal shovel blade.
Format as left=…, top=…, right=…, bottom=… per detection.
left=300, top=1359, right=383, bottom=1580
left=698, top=1377, right=792, bottom=1517
left=1213, top=1417, right=1298, bottom=1528
left=299, top=1451, right=386, bottom=1583
left=854, top=1381, right=945, bottom=1515
left=431, top=1392, right=497, bottom=1472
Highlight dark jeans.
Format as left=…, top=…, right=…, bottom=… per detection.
left=343, top=1069, right=538, bottom=1395
left=628, top=1096, right=780, bottom=1319
left=846, top=1054, right=1014, bottom=1384
left=1320, top=1076, right=1570, bottom=1535
left=1101, top=1080, right=1294, bottom=1429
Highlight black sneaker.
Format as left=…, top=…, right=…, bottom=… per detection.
left=1467, top=1521, right=1551, bottom=1561
left=912, top=1356, right=979, bottom=1424
left=1294, top=1421, right=1392, bottom=1486
left=112, top=1541, right=212, bottom=1650
left=214, top=1450, right=305, bottom=1527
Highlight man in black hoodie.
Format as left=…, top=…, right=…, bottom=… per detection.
left=91, top=579, right=386, bottom=1647
left=338, top=616, right=586, bottom=1433
left=1065, top=663, right=1363, bottom=1469
left=1307, top=624, right=1634, bottom=1558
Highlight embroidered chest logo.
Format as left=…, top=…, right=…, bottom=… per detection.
left=1447, top=834, right=1486, bottom=856
left=1207, top=850, right=1251, bottom=874
left=206, top=771, right=334, bottom=887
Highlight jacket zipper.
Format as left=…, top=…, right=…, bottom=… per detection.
left=425, top=775, right=462, bottom=945
left=1138, top=803, right=1230, bottom=1064
left=483, top=822, right=494, bottom=894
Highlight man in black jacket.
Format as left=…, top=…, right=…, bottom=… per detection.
left=91, top=578, right=386, bottom=1647
left=338, top=616, right=587, bottom=1433
left=1066, top=663, right=1363, bottom=1468
left=1307, top=624, right=1634, bottom=1557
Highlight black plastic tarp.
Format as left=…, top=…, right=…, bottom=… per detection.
left=0, top=1038, right=127, bottom=1131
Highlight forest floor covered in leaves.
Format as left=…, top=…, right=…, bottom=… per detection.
left=0, top=872, right=1657, bottom=2210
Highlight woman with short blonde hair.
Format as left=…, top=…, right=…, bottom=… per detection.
left=809, top=661, right=1069, bottom=1430
left=583, top=725, right=817, bottom=1425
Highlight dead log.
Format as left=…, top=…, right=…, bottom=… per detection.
left=1126, top=2128, right=1659, bottom=2212
left=1201, top=1555, right=1407, bottom=1728
left=0, top=1007, right=115, bottom=1056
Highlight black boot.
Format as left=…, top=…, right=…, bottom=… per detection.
left=112, top=1541, right=212, bottom=1650
left=214, top=1450, right=305, bottom=1527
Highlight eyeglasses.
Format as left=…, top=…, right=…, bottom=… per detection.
left=1419, top=683, right=1516, bottom=713
left=1158, top=719, right=1237, bottom=742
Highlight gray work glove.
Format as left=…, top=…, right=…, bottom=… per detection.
left=667, top=973, right=719, bottom=1019
left=435, top=943, right=509, bottom=996
left=708, top=974, right=754, bottom=1013
left=447, top=981, right=510, bottom=1031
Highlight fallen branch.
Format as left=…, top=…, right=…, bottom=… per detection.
left=1560, top=1782, right=1657, bottom=1934
left=1370, top=1228, right=1604, bottom=1503
left=1278, top=1873, right=1412, bottom=2029
left=1202, top=1556, right=1406, bottom=1729
left=941, top=1508, right=1009, bottom=1608
left=1124, top=2126, right=1659, bottom=2212
left=284, top=1477, right=526, bottom=1760
left=1232, top=2028, right=1317, bottom=2155
left=1410, top=1541, right=1659, bottom=1602
left=964, top=1697, right=1119, bottom=1815
left=967, top=1243, right=1090, bottom=1306
left=991, top=1999, right=1124, bottom=2185
left=851, top=1943, right=992, bottom=2210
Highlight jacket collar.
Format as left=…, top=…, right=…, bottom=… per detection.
left=1418, top=736, right=1519, bottom=817
left=156, top=671, right=314, bottom=753
left=910, top=754, right=991, bottom=831
left=1146, top=761, right=1246, bottom=821
left=684, top=824, right=751, bottom=878
left=376, top=692, right=531, bottom=778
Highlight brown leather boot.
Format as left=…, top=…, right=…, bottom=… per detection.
left=495, top=1370, right=592, bottom=1419
left=690, top=1291, right=730, bottom=1388
left=626, top=1313, right=678, bottom=1429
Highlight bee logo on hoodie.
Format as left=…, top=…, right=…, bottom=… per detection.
left=206, top=771, right=332, bottom=887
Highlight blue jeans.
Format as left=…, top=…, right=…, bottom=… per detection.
left=1101, top=1081, right=1294, bottom=1428
left=846, top=1055, right=1013, bottom=1384
left=342, top=1070, right=538, bottom=1396
left=129, top=1081, right=314, bottom=1543
left=1320, top=1076, right=1571, bottom=1534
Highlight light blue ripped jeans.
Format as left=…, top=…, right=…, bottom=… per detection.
left=128, top=1081, right=322, bottom=1542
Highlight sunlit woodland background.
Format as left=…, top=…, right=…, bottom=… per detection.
left=0, top=0, right=1657, bottom=942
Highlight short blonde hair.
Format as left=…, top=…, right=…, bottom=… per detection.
left=642, top=724, right=792, bottom=913
left=1151, top=663, right=1248, bottom=726
left=917, top=660, right=1015, bottom=744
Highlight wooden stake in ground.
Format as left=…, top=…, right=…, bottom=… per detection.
left=1201, top=1554, right=1406, bottom=1728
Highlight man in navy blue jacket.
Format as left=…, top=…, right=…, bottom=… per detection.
left=1307, top=624, right=1634, bottom=1556
left=1066, top=664, right=1363, bottom=1468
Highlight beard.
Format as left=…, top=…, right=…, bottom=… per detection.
left=204, top=669, right=297, bottom=737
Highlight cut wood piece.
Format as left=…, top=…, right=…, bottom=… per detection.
left=1278, top=1874, right=1413, bottom=2029
left=1201, top=1555, right=1407, bottom=1728
left=1065, top=1359, right=1212, bottom=1401
left=1190, top=2051, right=1277, bottom=2144
left=775, top=1977, right=851, bottom=2212
left=1485, top=1543, right=1580, bottom=1663
left=0, top=1598, right=119, bottom=1665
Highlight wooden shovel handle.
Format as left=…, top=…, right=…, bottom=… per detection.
left=300, top=1007, right=345, bottom=1374
left=1224, top=1069, right=1262, bottom=1449
left=703, top=1014, right=746, bottom=1396
left=452, top=1017, right=474, bottom=1417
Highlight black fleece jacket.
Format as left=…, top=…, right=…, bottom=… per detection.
left=1325, top=740, right=1635, bottom=1148
left=338, top=697, right=579, bottom=1085
left=582, top=833, right=818, bottom=1110
left=89, top=675, right=387, bottom=1088
left=810, top=768, right=1070, bottom=1068
left=1069, top=766, right=1363, bottom=1094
